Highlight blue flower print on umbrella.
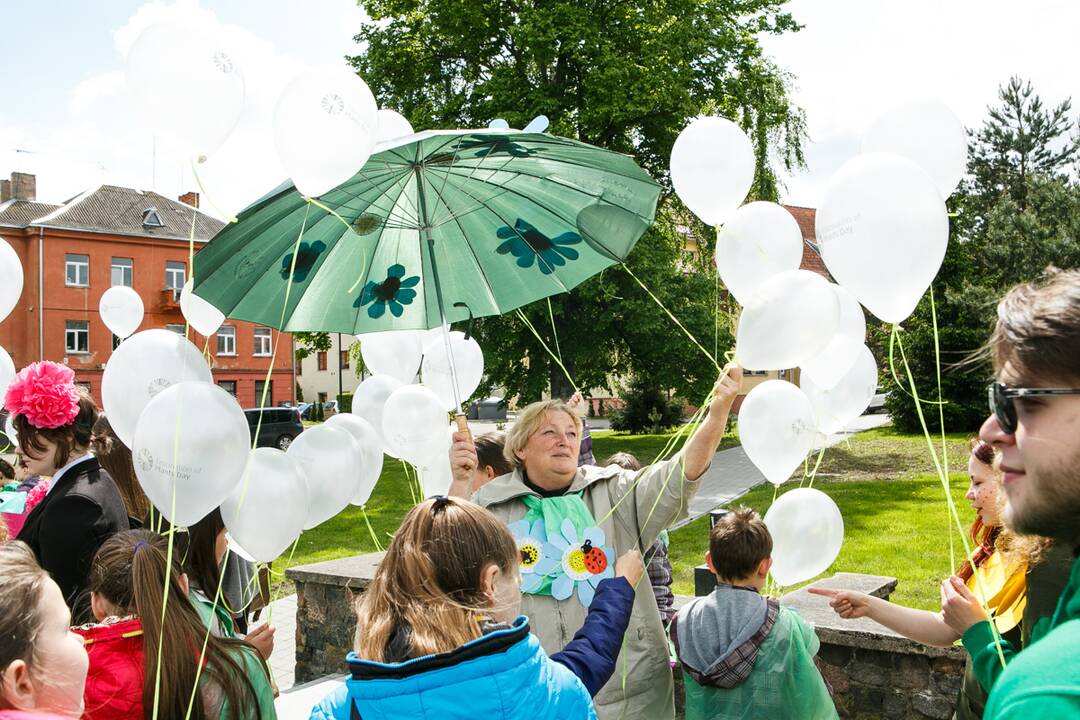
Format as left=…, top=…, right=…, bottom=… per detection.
left=280, top=240, right=327, bottom=282
left=547, top=518, right=615, bottom=607
left=356, top=263, right=420, bottom=319
left=507, top=518, right=561, bottom=593
left=496, top=219, right=581, bottom=275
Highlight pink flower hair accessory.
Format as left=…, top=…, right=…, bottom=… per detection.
left=3, top=361, right=80, bottom=430
left=24, top=479, right=50, bottom=514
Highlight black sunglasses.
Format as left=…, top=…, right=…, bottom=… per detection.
left=988, top=382, right=1080, bottom=434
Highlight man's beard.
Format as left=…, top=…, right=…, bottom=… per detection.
left=1004, top=448, right=1080, bottom=543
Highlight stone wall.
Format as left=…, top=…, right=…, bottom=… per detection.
left=289, top=555, right=967, bottom=718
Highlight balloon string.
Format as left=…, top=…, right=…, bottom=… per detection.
left=189, top=157, right=239, bottom=224
left=361, top=506, right=384, bottom=553
left=546, top=298, right=565, bottom=368
left=804, top=446, right=826, bottom=489
left=265, top=535, right=303, bottom=627
left=929, top=286, right=954, bottom=572
left=620, top=263, right=720, bottom=371
left=185, top=543, right=234, bottom=720
left=303, top=196, right=371, bottom=295
left=892, top=324, right=1006, bottom=668
left=515, top=309, right=580, bottom=395
left=401, top=460, right=418, bottom=506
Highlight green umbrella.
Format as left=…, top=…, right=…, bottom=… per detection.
left=193, top=129, right=660, bottom=335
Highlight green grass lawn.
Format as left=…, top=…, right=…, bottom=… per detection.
left=272, top=424, right=977, bottom=612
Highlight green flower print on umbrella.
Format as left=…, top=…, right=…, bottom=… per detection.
left=356, top=264, right=420, bottom=318
left=280, top=240, right=327, bottom=282
left=496, top=218, right=581, bottom=275
left=429, top=135, right=539, bottom=164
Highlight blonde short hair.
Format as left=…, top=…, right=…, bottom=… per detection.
left=503, top=399, right=582, bottom=470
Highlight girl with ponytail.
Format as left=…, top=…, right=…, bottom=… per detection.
left=75, top=530, right=276, bottom=720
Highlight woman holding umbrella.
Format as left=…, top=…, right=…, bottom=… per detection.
left=449, top=365, right=742, bottom=720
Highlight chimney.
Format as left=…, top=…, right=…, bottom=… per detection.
left=178, top=191, right=200, bottom=208
left=10, top=172, right=36, bottom=201
left=0, top=179, right=10, bottom=202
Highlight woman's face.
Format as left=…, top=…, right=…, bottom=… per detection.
left=12, top=578, right=89, bottom=716
left=21, top=435, right=60, bottom=478
left=966, top=453, right=1002, bottom=527
left=516, top=411, right=580, bottom=487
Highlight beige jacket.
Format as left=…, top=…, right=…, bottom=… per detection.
left=473, top=454, right=702, bottom=720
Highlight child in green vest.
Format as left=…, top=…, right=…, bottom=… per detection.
left=671, top=507, right=837, bottom=720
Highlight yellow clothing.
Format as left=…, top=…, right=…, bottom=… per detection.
left=966, top=550, right=1027, bottom=634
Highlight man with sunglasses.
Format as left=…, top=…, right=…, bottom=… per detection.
left=951, top=268, right=1080, bottom=717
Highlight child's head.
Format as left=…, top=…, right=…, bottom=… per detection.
left=473, top=431, right=512, bottom=488
left=0, top=541, right=89, bottom=717
left=601, top=452, right=642, bottom=471
left=356, top=496, right=520, bottom=662
left=706, top=507, right=773, bottom=590
left=88, top=530, right=264, bottom=719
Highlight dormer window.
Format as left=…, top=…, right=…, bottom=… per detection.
left=142, top=207, right=164, bottom=228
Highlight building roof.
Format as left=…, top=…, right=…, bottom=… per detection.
left=783, top=205, right=830, bottom=279
left=0, top=199, right=62, bottom=228
left=29, top=185, right=225, bottom=241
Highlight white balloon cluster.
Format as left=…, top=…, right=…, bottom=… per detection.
left=0, top=240, right=22, bottom=393
left=351, top=328, right=486, bottom=499
left=671, top=101, right=964, bottom=586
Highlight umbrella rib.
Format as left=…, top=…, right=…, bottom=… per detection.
left=434, top=167, right=626, bottom=262
left=434, top=172, right=573, bottom=296
left=422, top=173, right=502, bottom=315
left=443, top=152, right=658, bottom=193
left=334, top=166, right=419, bottom=229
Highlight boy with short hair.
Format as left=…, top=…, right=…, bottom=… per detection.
left=671, top=507, right=837, bottom=719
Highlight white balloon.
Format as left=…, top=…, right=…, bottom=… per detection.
left=765, top=488, right=845, bottom=586
left=488, top=119, right=510, bottom=130
left=288, top=424, right=363, bottom=529
left=325, top=413, right=384, bottom=507
left=0, top=239, right=22, bottom=323
left=99, top=286, right=144, bottom=339
left=816, top=153, right=949, bottom=324
left=102, top=329, right=213, bottom=448
left=180, top=279, right=226, bottom=337
left=376, top=109, right=414, bottom=142
left=226, top=532, right=257, bottom=563
left=0, top=345, right=15, bottom=403
left=863, top=99, right=967, bottom=200
left=801, top=345, right=878, bottom=435
left=273, top=67, right=379, bottom=198
left=738, top=380, right=816, bottom=486
left=421, top=331, right=485, bottom=412
left=351, top=374, right=404, bottom=454
left=736, top=270, right=840, bottom=371
left=523, top=115, right=550, bottom=133
left=382, top=385, right=449, bottom=466
left=715, top=201, right=805, bottom=305
left=132, top=381, right=250, bottom=526
left=799, top=285, right=867, bottom=390
left=359, top=330, right=424, bottom=384
left=670, top=116, right=755, bottom=226
left=221, top=447, right=310, bottom=561
left=125, top=22, right=244, bottom=157
left=419, top=454, right=454, bottom=499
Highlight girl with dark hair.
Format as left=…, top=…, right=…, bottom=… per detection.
left=76, top=529, right=276, bottom=720
left=4, top=362, right=126, bottom=623
left=811, top=441, right=1067, bottom=719
left=311, top=496, right=643, bottom=720
left=89, top=415, right=150, bottom=527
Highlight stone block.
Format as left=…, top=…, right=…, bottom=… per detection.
left=818, top=642, right=853, bottom=668
left=913, top=690, right=955, bottom=719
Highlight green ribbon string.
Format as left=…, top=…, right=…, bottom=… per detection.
left=516, top=309, right=580, bottom=395
left=929, top=286, right=954, bottom=574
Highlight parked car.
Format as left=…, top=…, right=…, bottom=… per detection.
left=244, top=407, right=304, bottom=450
left=300, top=401, right=337, bottom=420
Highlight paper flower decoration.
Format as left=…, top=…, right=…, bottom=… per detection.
left=508, top=517, right=561, bottom=593
left=548, top=518, right=615, bottom=607
left=3, top=361, right=80, bottom=429
left=24, top=479, right=50, bottom=514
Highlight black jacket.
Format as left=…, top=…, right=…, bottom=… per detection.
left=17, top=456, right=127, bottom=623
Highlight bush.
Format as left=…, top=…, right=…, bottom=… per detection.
left=608, top=378, right=684, bottom=434
left=337, top=392, right=353, bottom=414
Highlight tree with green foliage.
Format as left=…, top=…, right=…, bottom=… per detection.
left=347, top=0, right=806, bottom=404
left=883, top=77, right=1080, bottom=433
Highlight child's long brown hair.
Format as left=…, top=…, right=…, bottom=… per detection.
left=355, top=497, right=519, bottom=662
left=91, top=415, right=151, bottom=523
left=88, top=530, right=268, bottom=720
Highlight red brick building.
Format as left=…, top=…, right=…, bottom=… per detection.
left=0, top=172, right=294, bottom=408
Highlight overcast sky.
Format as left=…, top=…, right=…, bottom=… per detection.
left=4, top=0, right=1079, bottom=216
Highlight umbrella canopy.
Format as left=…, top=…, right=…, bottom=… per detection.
left=192, top=129, right=661, bottom=334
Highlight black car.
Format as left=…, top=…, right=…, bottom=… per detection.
left=244, top=407, right=304, bottom=450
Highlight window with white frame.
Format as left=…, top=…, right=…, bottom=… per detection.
left=165, top=324, right=185, bottom=335
left=111, top=257, right=133, bottom=287
left=165, top=261, right=186, bottom=300
left=65, top=320, right=89, bottom=353
left=65, top=254, right=89, bottom=287
left=253, top=327, right=272, bottom=356
left=217, top=325, right=236, bottom=355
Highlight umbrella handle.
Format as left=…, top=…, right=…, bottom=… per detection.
left=454, top=414, right=471, bottom=440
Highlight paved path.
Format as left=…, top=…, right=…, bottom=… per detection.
left=266, top=594, right=298, bottom=691
left=675, top=413, right=891, bottom=529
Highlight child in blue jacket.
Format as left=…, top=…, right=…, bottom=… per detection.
left=310, top=496, right=640, bottom=720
